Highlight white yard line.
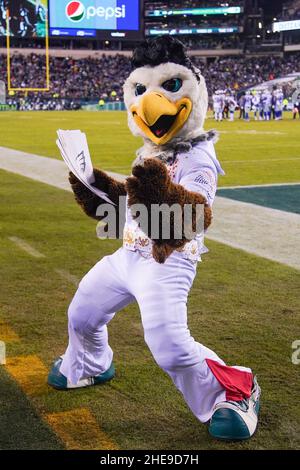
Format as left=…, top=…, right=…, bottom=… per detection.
left=0, top=147, right=126, bottom=189
left=8, top=236, right=45, bottom=258
left=0, top=147, right=72, bottom=191
left=222, top=157, right=300, bottom=164
left=210, top=197, right=300, bottom=271
left=218, top=182, right=300, bottom=190
left=55, top=269, right=79, bottom=287
left=8, top=238, right=80, bottom=286
left=219, top=130, right=286, bottom=135
left=1, top=146, right=299, bottom=270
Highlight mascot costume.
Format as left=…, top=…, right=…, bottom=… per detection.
left=48, top=37, right=260, bottom=441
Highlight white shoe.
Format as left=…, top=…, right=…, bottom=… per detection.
left=209, top=377, right=261, bottom=441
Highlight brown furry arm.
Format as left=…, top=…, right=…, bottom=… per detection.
left=69, top=168, right=126, bottom=221
left=126, top=158, right=212, bottom=263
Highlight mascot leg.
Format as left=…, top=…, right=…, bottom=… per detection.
left=48, top=248, right=134, bottom=389
left=133, top=252, right=260, bottom=440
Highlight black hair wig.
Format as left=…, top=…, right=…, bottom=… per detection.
left=131, top=36, right=200, bottom=82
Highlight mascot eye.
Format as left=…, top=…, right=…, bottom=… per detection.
left=135, top=83, right=146, bottom=96
left=162, top=78, right=182, bottom=93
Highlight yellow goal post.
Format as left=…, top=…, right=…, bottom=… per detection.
left=6, top=5, right=50, bottom=92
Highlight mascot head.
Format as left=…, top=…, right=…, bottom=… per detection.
left=123, top=36, right=208, bottom=147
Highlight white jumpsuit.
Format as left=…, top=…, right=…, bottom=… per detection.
left=60, top=140, right=253, bottom=423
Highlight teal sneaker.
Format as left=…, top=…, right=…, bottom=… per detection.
left=209, top=377, right=261, bottom=441
left=47, top=356, right=115, bottom=390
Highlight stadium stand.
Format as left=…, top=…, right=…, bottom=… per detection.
left=0, top=0, right=262, bottom=53
left=1, top=0, right=298, bottom=54
left=280, top=0, right=300, bottom=20
left=1, top=51, right=299, bottom=110
left=0, top=0, right=299, bottom=110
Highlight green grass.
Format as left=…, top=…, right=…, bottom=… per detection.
left=0, top=169, right=300, bottom=450
left=0, top=110, right=299, bottom=449
left=0, top=111, right=300, bottom=186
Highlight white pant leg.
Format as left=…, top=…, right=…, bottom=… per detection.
left=60, top=248, right=134, bottom=384
left=130, top=252, right=226, bottom=423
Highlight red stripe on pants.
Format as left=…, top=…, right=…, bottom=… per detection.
left=206, top=359, right=253, bottom=401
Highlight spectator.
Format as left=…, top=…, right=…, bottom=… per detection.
left=0, top=51, right=299, bottom=110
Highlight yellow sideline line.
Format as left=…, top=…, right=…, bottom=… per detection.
left=45, top=408, right=118, bottom=450
left=0, top=321, right=20, bottom=343
left=4, top=354, right=118, bottom=449
left=5, top=355, right=51, bottom=396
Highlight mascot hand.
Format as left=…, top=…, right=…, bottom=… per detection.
left=69, top=171, right=102, bottom=220
left=126, top=158, right=211, bottom=229
left=126, top=158, right=212, bottom=264
left=69, top=172, right=95, bottom=203
left=126, top=158, right=170, bottom=207
left=69, top=169, right=126, bottom=226
left=70, top=168, right=126, bottom=204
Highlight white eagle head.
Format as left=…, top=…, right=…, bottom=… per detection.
left=123, top=36, right=208, bottom=147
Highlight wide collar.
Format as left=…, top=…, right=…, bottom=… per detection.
left=133, top=130, right=219, bottom=167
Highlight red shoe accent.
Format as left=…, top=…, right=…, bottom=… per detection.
left=206, top=359, right=253, bottom=401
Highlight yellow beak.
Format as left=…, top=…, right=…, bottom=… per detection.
left=130, top=91, right=192, bottom=145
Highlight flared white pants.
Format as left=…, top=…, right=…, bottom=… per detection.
left=60, top=248, right=252, bottom=423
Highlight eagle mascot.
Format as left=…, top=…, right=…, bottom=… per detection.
left=48, top=36, right=260, bottom=441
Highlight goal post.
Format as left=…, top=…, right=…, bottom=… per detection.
left=6, top=6, right=50, bottom=92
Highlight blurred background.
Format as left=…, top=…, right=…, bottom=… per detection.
left=0, top=1, right=299, bottom=112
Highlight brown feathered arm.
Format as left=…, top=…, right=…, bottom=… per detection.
left=126, top=158, right=212, bottom=263
left=69, top=168, right=126, bottom=228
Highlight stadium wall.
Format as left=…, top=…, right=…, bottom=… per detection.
left=0, top=47, right=243, bottom=59
left=0, top=48, right=132, bottom=59
left=285, top=44, right=300, bottom=52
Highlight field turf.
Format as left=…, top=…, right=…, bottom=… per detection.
left=0, top=110, right=300, bottom=186
left=0, top=111, right=299, bottom=450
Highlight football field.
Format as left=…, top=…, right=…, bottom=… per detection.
left=0, top=111, right=299, bottom=450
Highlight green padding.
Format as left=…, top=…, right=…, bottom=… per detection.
left=218, top=185, right=300, bottom=214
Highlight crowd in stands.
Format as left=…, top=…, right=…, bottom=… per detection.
left=146, top=16, right=244, bottom=29
left=280, top=0, right=300, bottom=21
left=184, top=36, right=242, bottom=50
left=194, top=54, right=300, bottom=95
left=0, top=51, right=299, bottom=110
